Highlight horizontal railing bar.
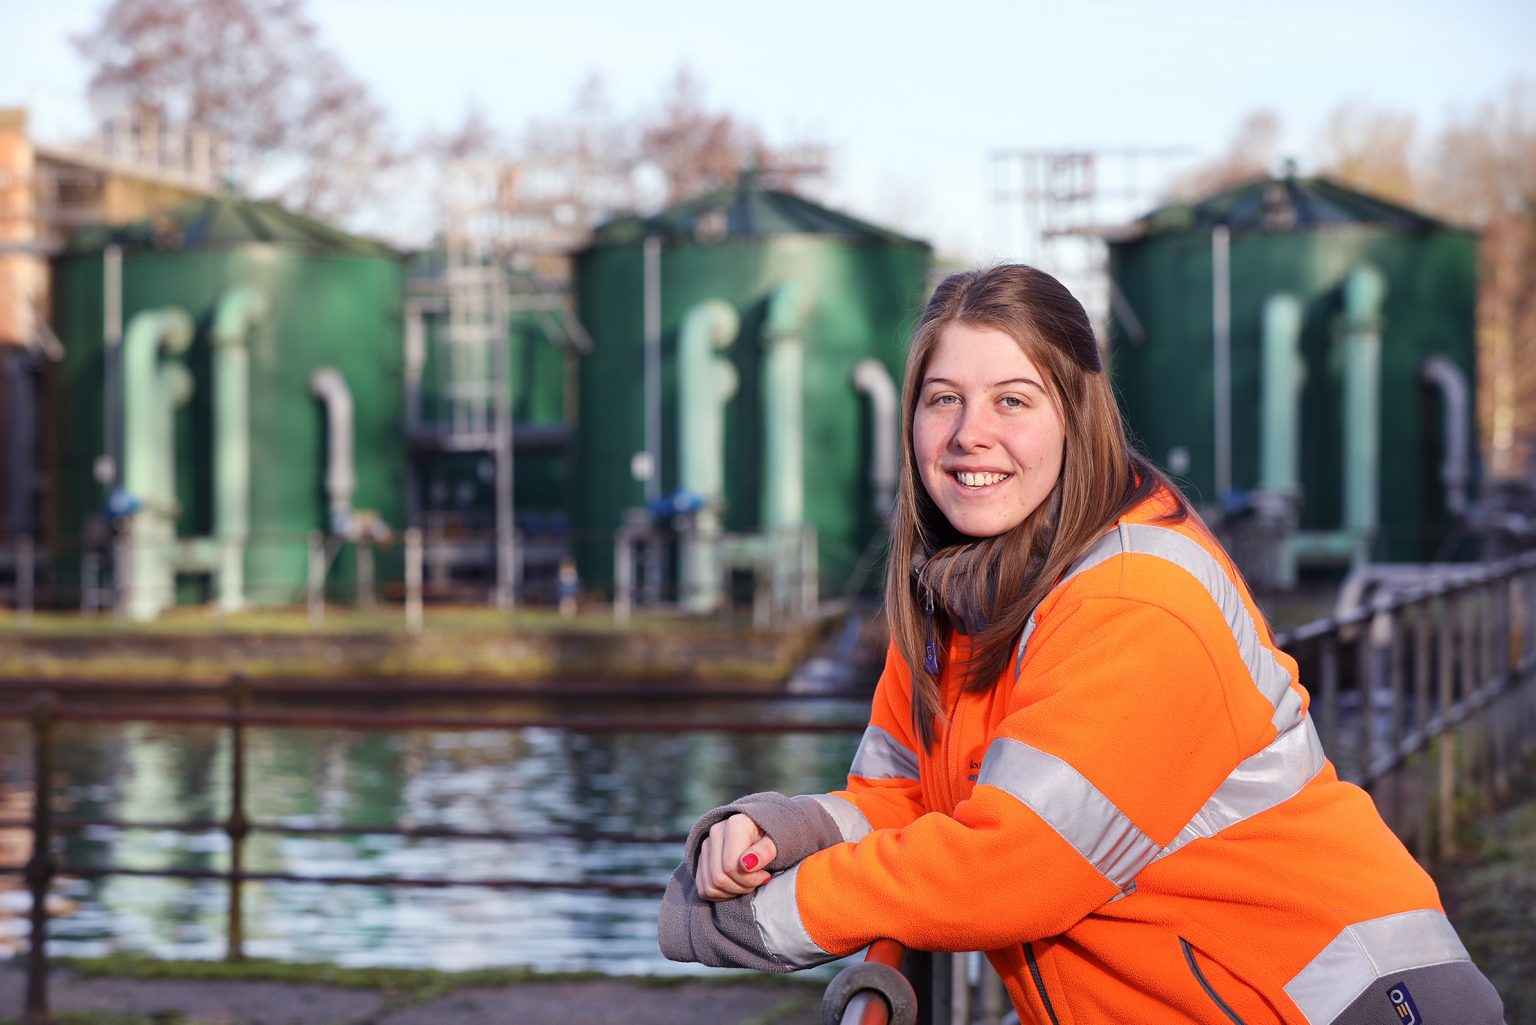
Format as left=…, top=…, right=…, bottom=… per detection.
left=0, top=704, right=864, bottom=733
left=9, top=863, right=668, bottom=896
left=0, top=815, right=688, bottom=846
left=0, top=676, right=875, bottom=704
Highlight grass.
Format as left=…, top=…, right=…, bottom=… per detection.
left=54, top=953, right=824, bottom=996
left=1433, top=788, right=1536, bottom=1025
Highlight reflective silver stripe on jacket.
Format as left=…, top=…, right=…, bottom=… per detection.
left=849, top=725, right=920, bottom=781
left=976, top=738, right=1160, bottom=889
left=1284, top=910, right=1471, bottom=1024
left=1014, top=523, right=1302, bottom=733
left=1154, top=714, right=1325, bottom=861
left=977, top=713, right=1329, bottom=889
left=750, top=863, right=834, bottom=969
left=802, top=793, right=873, bottom=843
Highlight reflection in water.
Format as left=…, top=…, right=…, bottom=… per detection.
left=0, top=701, right=865, bottom=973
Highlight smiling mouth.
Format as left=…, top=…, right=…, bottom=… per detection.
left=953, top=471, right=1012, bottom=488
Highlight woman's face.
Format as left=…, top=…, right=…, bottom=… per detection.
left=913, top=322, right=1066, bottom=539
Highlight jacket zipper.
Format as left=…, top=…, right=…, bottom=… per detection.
left=1024, top=942, right=1060, bottom=1025
left=1179, top=938, right=1248, bottom=1025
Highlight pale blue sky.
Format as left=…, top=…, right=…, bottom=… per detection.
left=4, top=0, right=1533, bottom=258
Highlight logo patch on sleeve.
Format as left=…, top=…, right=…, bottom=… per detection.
left=1387, top=981, right=1421, bottom=1024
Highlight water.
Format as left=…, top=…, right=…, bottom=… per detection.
left=0, top=696, right=868, bottom=975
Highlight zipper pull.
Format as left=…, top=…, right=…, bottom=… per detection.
left=923, top=588, right=939, bottom=675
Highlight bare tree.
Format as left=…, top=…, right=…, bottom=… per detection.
left=1419, top=81, right=1536, bottom=476
left=1165, top=110, right=1284, bottom=200
left=1315, top=101, right=1418, bottom=207
left=73, top=0, right=395, bottom=220
left=638, top=67, right=761, bottom=204
left=637, top=67, right=828, bottom=204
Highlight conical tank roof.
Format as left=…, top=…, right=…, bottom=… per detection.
left=61, top=193, right=399, bottom=257
left=586, top=176, right=929, bottom=251
left=1123, top=172, right=1463, bottom=239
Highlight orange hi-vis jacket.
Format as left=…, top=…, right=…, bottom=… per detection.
left=743, top=491, right=1501, bottom=1024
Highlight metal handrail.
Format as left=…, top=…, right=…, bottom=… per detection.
left=822, top=940, right=917, bottom=1025
left=1, top=679, right=868, bottom=1021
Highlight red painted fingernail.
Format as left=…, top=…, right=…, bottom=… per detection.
left=740, top=853, right=760, bottom=871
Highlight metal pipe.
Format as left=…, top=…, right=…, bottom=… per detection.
left=642, top=235, right=662, bottom=503
left=678, top=299, right=740, bottom=614
left=761, top=282, right=811, bottom=529
left=1260, top=294, right=1304, bottom=497
left=212, top=288, right=265, bottom=612
left=1211, top=225, right=1232, bottom=501
left=103, top=244, right=122, bottom=491
left=308, top=368, right=356, bottom=536
left=121, top=308, right=195, bottom=621
left=1418, top=354, right=1471, bottom=519
left=851, top=359, right=899, bottom=518
left=1342, top=265, right=1386, bottom=562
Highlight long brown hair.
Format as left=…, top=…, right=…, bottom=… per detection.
left=885, top=265, right=1184, bottom=748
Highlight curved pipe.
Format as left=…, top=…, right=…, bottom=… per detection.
left=309, top=368, right=356, bottom=536
left=761, top=282, right=812, bottom=528
left=851, top=358, right=898, bottom=517
left=678, top=300, right=740, bottom=505
left=120, top=307, right=194, bottom=621
left=122, top=308, right=194, bottom=512
left=1419, top=354, right=1471, bottom=519
left=211, top=287, right=265, bottom=611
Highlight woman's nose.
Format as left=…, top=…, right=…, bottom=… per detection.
left=950, top=405, right=992, bottom=450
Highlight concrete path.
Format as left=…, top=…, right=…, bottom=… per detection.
left=0, top=964, right=822, bottom=1025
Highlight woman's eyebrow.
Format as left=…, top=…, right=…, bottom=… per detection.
left=922, top=376, right=1044, bottom=392
left=995, top=377, right=1046, bottom=393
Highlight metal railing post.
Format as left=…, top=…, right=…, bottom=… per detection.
left=17, top=534, right=34, bottom=623
left=404, top=527, right=423, bottom=634
left=1438, top=594, right=1459, bottom=861
left=1412, top=601, right=1433, bottom=863
left=1319, top=635, right=1340, bottom=762
left=307, top=531, right=326, bottom=628
left=25, top=691, right=58, bottom=1024
left=226, top=674, right=250, bottom=961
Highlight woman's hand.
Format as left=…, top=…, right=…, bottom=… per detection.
left=694, top=812, right=779, bottom=900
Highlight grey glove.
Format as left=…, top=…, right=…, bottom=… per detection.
left=681, top=791, right=847, bottom=873
left=657, top=792, right=849, bottom=971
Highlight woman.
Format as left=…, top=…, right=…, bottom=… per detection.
left=659, top=265, right=1504, bottom=1025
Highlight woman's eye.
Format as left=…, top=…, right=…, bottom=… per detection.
left=929, top=393, right=959, bottom=406
left=1000, top=395, right=1025, bottom=409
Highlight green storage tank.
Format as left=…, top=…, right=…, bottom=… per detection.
left=49, top=195, right=405, bottom=614
left=573, top=181, right=931, bottom=596
left=1108, top=174, right=1477, bottom=568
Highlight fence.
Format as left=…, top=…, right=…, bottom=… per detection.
left=0, top=678, right=866, bottom=1022
left=5, top=551, right=1536, bottom=1024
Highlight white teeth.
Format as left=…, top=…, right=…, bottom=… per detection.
left=956, top=471, right=1010, bottom=488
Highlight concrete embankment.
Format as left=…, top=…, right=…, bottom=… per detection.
left=0, top=606, right=855, bottom=690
